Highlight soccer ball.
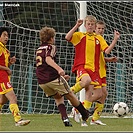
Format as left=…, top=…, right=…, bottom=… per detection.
left=113, top=102, right=129, bottom=117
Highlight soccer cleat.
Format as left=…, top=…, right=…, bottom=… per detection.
left=90, top=119, right=106, bottom=125
left=15, top=119, right=30, bottom=126
left=72, top=107, right=81, bottom=123
left=81, top=120, right=88, bottom=127
left=63, top=118, right=72, bottom=127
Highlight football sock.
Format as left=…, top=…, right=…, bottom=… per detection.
left=82, top=100, right=92, bottom=110
left=9, top=104, right=21, bottom=122
left=75, top=102, right=88, bottom=120
left=70, top=82, right=82, bottom=94
left=92, top=102, right=104, bottom=121
left=58, top=104, right=68, bottom=120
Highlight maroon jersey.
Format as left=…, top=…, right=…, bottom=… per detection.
left=36, top=42, right=59, bottom=84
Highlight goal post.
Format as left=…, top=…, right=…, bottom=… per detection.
left=0, top=2, right=132, bottom=116
left=0, top=2, right=3, bottom=26
left=78, top=1, right=87, bottom=102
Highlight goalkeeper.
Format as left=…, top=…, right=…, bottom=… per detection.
left=35, top=26, right=92, bottom=127
left=0, top=27, right=30, bottom=126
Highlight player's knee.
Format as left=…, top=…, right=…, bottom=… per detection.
left=96, top=90, right=103, bottom=99
left=53, top=92, right=62, bottom=99
left=97, top=94, right=102, bottom=100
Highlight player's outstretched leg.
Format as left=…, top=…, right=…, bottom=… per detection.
left=74, top=102, right=93, bottom=126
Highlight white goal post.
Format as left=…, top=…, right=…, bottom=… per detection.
left=0, top=2, right=132, bottom=116
left=78, top=1, right=86, bottom=102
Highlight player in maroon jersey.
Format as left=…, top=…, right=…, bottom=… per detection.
left=36, top=26, right=92, bottom=127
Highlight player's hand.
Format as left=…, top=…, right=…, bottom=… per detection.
left=58, top=67, right=65, bottom=77
left=9, top=56, right=16, bottom=65
left=114, top=30, right=120, bottom=40
left=112, top=56, right=119, bottom=62
left=76, top=19, right=83, bottom=27
left=6, top=68, right=12, bottom=75
left=64, top=75, right=70, bottom=81
left=109, top=56, right=119, bottom=62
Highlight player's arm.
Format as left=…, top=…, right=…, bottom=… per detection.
left=104, top=56, right=118, bottom=62
left=105, top=30, right=120, bottom=54
left=8, top=56, right=16, bottom=66
left=46, top=56, right=65, bottom=76
left=0, top=65, right=12, bottom=75
left=65, top=19, right=83, bottom=41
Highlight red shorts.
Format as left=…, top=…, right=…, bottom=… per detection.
left=0, top=72, right=13, bottom=94
left=94, top=77, right=106, bottom=89
left=76, top=67, right=102, bottom=86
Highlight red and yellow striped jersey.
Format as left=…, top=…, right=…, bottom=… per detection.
left=0, top=42, right=10, bottom=80
left=0, top=42, right=10, bottom=67
left=69, top=32, right=108, bottom=73
left=99, top=52, right=106, bottom=78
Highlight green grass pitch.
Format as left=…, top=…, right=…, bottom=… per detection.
left=0, top=114, right=133, bottom=132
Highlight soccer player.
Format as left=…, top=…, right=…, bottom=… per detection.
left=89, top=20, right=120, bottom=125
left=35, top=26, right=91, bottom=127
left=0, top=27, right=30, bottom=126
left=65, top=15, right=120, bottom=125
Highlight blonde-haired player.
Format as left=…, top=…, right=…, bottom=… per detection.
left=65, top=15, right=120, bottom=126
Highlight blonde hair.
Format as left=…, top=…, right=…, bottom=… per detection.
left=39, top=26, right=55, bottom=42
left=96, top=20, right=106, bottom=27
left=84, top=15, right=97, bottom=25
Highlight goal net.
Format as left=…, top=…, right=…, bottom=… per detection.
left=0, top=2, right=132, bottom=116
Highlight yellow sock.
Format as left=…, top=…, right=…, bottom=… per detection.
left=0, top=104, right=3, bottom=111
left=9, top=104, right=21, bottom=122
left=83, top=100, right=92, bottom=110
left=70, top=82, right=82, bottom=94
left=92, top=102, right=104, bottom=121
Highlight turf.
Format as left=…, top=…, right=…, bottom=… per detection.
left=0, top=114, right=133, bottom=132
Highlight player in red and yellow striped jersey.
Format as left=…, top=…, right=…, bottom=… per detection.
left=65, top=16, right=120, bottom=126
left=66, top=16, right=106, bottom=97
left=89, top=20, right=120, bottom=125
left=0, top=27, right=30, bottom=126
